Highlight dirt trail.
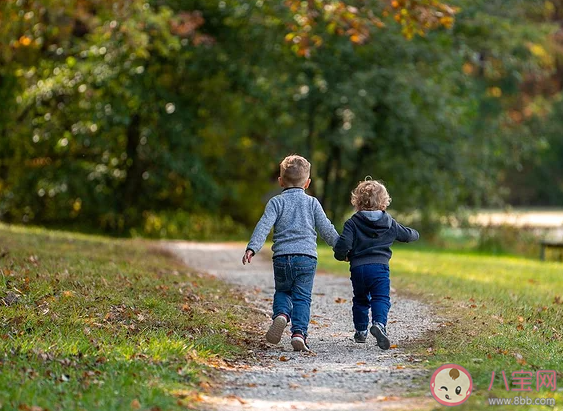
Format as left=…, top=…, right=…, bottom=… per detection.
left=165, top=242, right=439, bottom=411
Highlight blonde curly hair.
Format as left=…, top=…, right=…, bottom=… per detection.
left=351, top=178, right=391, bottom=211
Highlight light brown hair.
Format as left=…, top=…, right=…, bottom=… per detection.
left=351, top=179, right=391, bottom=211
left=280, top=155, right=311, bottom=187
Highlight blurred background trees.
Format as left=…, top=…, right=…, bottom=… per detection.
left=0, top=0, right=562, bottom=238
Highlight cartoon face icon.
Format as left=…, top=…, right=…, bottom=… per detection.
left=430, top=364, right=473, bottom=406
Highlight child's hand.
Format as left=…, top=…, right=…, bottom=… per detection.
left=242, top=250, right=254, bottom=265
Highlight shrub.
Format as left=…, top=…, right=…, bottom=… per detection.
left=133, top=210, right=248, bottom=240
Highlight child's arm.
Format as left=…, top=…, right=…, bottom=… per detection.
left=333, top=220, right=354, bottom=261
left=312, top=198, right=339, bottom=247
left=395, top=221, right=420, bottom=243
left=243, top=199, right=278, bottom=265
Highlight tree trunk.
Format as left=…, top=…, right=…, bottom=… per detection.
left=120, top=113, right=142, bottom=220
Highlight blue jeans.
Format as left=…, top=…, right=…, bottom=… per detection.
left=272, top=255, right=317, bottom=336
left=350, top=263, right=391, bottom=331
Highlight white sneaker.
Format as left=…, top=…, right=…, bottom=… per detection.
left=291, top=332, right=310, bottom=352
left=265, top=315, right=288, bottom=344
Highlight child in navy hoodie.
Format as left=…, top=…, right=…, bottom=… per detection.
left=333, top=179, right=419, bottom=349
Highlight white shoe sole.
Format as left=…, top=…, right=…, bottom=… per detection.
left=291, top=336, right=310, bottom=352
left=266, top=316, right=287, bottom=344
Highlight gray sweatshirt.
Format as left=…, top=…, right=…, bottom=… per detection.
left=246, top=187, right=339, bottom=258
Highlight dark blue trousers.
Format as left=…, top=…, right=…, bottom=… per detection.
left=350, top=263, right=391, bottom=331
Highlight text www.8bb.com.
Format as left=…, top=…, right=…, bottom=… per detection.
left=488, top=396, right=555, bottom=406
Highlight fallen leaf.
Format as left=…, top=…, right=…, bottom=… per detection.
left=230, top=396, right=247, bottom=405
left=289, top=383, right=300, bottom=389
left=2, top=292, right=21, bottom=306
left=376, top=396, right=400, bottom=402
left=356, top=362, right=366, bottom=365
left=518, top=316, right=524, bottom=322
left=171, top=389, right=191, bottom=398
left=554, top=296, right=562, bottom=305
left=131, top=399, right=141, bottom=409
left=396, top=365, right=405, bottom=369
left=390, top=344, right=398, bottom=349
left=515, top=353, right=527, bottom=365
left=309, top=320, right=319, bottom=325
left=199, top=381, right=211, bottom=390
left=18, top=405, right=46, bottom=411
left=279, top=356, right=289, bottom=362
left=246, top=383, right=257, bottom=387
left=516, top=324, right=524, bottom=331
left=334, top=297, right=347, bottom=303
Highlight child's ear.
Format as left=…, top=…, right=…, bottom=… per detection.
left=303, top=178, right=311, bottom=189
left=278, top=177, right=284, bottom=187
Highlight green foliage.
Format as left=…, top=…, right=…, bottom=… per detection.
left=134, top=210, right=248, bottom=240
left=0, top=0, right=560, bottom=236
left=504, top=98, right=563, bottom=206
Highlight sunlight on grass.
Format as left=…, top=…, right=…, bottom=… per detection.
left=317, top=244, right=563, bottom=410
left=0, top=223, right=259, bottom=410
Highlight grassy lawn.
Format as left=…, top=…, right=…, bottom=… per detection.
left=317, top=244, right=563, bottom=410
left=0, top=224, right=259, bottom=411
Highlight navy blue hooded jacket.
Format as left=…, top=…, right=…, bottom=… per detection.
left=333, top=210, right=419, bottom=269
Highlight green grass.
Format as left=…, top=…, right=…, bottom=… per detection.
left=0, top=224, right=259, bottom=411
left=317, top=244, right=563, bottom=410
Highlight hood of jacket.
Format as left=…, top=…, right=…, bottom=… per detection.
left=352, top=210, right=392, bottom=238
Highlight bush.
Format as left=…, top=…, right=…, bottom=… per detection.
left=475, top=224, right=544, bottom=257
left=132, top=210, right=248, bottom=241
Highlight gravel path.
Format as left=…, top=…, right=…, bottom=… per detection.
left=165, top=242, right=439, bottom=411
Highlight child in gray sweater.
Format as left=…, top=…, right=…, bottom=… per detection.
left=242, top=155, right=339, bottom=351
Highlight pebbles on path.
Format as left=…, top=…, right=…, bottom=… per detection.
left=165, top=242, right=439, bottom=411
